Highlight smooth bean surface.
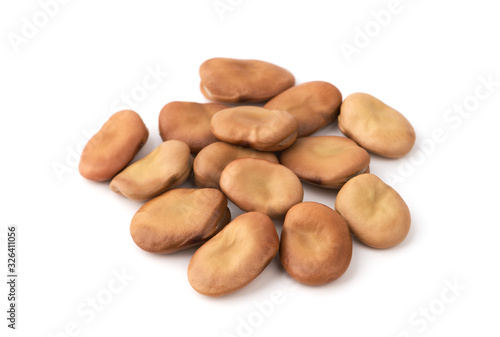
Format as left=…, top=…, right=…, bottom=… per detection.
left=199, top=58, right=295, bottom=103
left=110, top=140, right=193, bottom=201
left=339, top=93, right=415, bottom=158
left=335, top=173, right=411, bottom=248
left=193, top=142, right=278, bottom=189
left=220, top=158, right=303, bottom=218
left=79, top=110, right=148, bottom=181
left=211, top=106, right=298, bottom=151
left=280, top=136, right=370, bottom=189
left=159, top=101, right=229, bottom=153
left=188, top=211, right=279, bottom=296
left=264, top=81, right=342, bottom=137
left=280, top=202, right=352, bottom=285
left=130, top=188, right=231, bottom=254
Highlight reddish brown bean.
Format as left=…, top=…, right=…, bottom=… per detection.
left=199, top=58, right=295, bottom=103
left=79, top=110, right=148, bottom=181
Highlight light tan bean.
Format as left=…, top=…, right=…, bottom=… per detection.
left=220, top=158, right=303, bottom=218
left=79, top=110, right=148, bottom=181
left=159, top=101, right=229, bottom=153
left=264, top=81, right=342, bottom=137
left=280, top=136, right=370, bottom=189
left=193, top=142, right=279, bottom=189
left=335, top=173, right=411, bottom=248
left=188, top=211, right=279, bottom=296
left=211, top=106, right=298, bottom=151
left=130, top=188, right=231, bottom=254
left=199, top=58, right=295, bottom=103
left=339, top=93, right=415, bottom=158
left=280, top=202, right=352, bottom=285
left=110, top=140, right=193, bottom=201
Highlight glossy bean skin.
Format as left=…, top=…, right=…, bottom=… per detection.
left=335, top=173, right=411, bottom=249
left=338, top=93, right=415, bottom=158
left=199, top=58, right=295, bottom=103
left=280, top=202, right=352, bottom=285
left=130, top=188, right=231, bottom=254
left=110, top=140, right=193, bottom=201
left=193, top=142, right=279, bottom=189
left=188, top=211, right=279, bottom=296
left=211, top=106, right=298, bottom=152
left=280, top=136, right=370, bottom=189
left=220, top=158, right=303, bottom=218
left=159, top=101, right=229, bottom=153
left=79, top=110, right=149, bottom=181
left=264, top=81, right=342, bottom=137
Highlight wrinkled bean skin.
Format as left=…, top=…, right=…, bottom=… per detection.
left=335, top=173, right=411, bottom=249
left=159, top=101, right=229, bottom=153
left=193, top=142, right=279, bottom=189
left=339, top=93, right=415, bottom=158
left=130, top=188, right=231, bottom=254
left=280, top=136, right=370, bottom=189
left=211, top=106, right=298, bottom=152
left=220, top=158, right=303, bottom=218
left=188, top=211, right=279, bottom=296
left=79, top=110, right=149, bottom=181
left=110, top=140, right=193, bottom=201
left=199, top=58, right=295, bottom=103
left=264, top=81, right=342, bottom=137
left=280, top=202, right=352, bottom=285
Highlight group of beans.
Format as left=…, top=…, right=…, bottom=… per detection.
left=78, top=58, right=415, bottom=297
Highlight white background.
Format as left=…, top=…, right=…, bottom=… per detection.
left=1, top=0, right=500, bottom=336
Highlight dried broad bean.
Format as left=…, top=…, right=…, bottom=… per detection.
left=211, top=106, right=298, bottom=151
left=188, top=212, right=279, bottom=296
left=338, top=93, right=415, bottom=158
left=130, top=188, right=231, bottom=254
left=335, top=173, right=411, bottom=248
left=79, top=110, right=148, bottom=181
left=280, top=202, right=352, bottom=285
left=199, top=58, right=295, bottom=103
left=220, top=158, right=303, bottom=218
left=264, top=81, right=342, bottom=137
left=193, top=142, right=278, bottom=189
left=110, top=140, right=193, bottom=201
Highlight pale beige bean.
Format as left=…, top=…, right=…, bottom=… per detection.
left=193, top=142, right=279, bottom=189
left=130, top=188, right=231, bottom=254
left=188, top=211, right=279, bottom=296
left=280, top=202, right=352, bottom=285
left=280, top=136, right=370, bottom=189
left=264, top=81, right=342, bottom=137
left=110, top=140, right=193, bottom=201
left=199, top=58, right=295, bottom=103
left=220, top=158, right=303, bottom=218
left=339, top=93, right=415, bottom=158
left=335, top=173, right=411, bottom=249
left=159, top=101, right=229, bottom=153
left=211, top=106, right=298, bottom=151
left=79, top=110, right=148, bottom=181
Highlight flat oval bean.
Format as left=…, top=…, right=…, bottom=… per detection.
left=193, top=142, right=279, bottom=189
left=280, top=202, right=352, bottom=285
left=220, top=158, right=303, bottom=218
left=264, top=81, right=342, bottom=137
left=211, top=106, right=298, bottom=151
left=199, top=58, right=295, bottom=103
left=335, top=173, right=411, bottom=248
left=338, top=93, right=415, bottom=158
left=110, top=140, right=193, bottom=201
left=188, top=211, right=279, bottom=296
left=79, top=110, right=148, bottom=181
left=280, top=136, right=370, bottom=189
left=159, top=101, right=229, bottom=153
left=130, top=188, right=231, bottom=254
